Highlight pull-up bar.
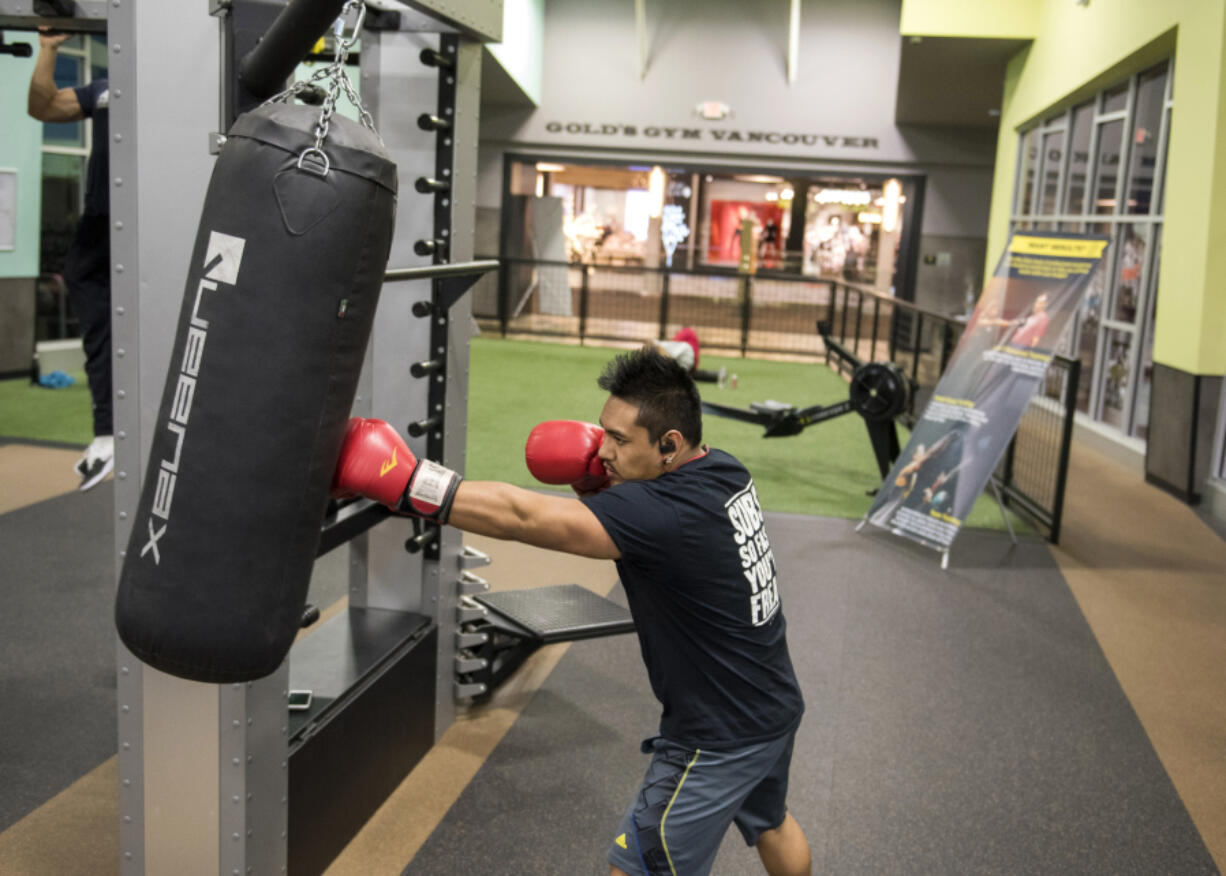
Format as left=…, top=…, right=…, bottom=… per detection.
left=238, top=0, right=347, bottom=100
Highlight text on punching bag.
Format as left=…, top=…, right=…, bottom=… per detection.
left=140, top=232, right=246, bottom=564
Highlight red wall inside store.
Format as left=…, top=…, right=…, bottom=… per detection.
left=708, top=200, right=785, bottom=265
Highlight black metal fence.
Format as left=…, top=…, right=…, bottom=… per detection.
left=480, top=256, right=1079, bottom=542
left=997, top=355, right=1081, bottom=543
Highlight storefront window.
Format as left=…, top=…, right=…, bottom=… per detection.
left=39, top=153, right=85, bottom=274
left=1016, top=128, right=1038, bottom=215
left=1111, top=224, right=1145, bottom=323
left=506, top=163, right=696, bottom=264
left=1126, top=63, right=1167, bottom=215
left=1133, top=228, right=1160, bottom=440
left=1064, top=102, right=1093, bottom=214
left=1099, top=328, right=1134, bottom=430
left=1038, top=129, right=1063, bottom=215
left=504, top=160, right=909, bottom=287
left=1102, top=82, right=1129, bottom=114
left=1011, top=60, right=1171, bottom=439
left=1092, top=119, right=1123, bottom=214
left=1157, top=109, right=1173, bottom=215
left=1074, top=253, right=1106, bottom=414
left=705, top=175, right=790, bottom=268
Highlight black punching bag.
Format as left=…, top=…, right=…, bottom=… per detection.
left=115, top=103, right=397, bottom=683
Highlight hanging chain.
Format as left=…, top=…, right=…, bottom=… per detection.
left=263, top=0, right=382, bottom=173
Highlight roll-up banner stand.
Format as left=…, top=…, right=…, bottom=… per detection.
left=865, top=231, right=1109, bottom=556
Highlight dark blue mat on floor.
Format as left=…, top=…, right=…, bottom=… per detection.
left=0, top=479, right=351, bottom=832
left=0, top=484, right=117, bottom=831
left=405, top=515, right=1217, bottom=875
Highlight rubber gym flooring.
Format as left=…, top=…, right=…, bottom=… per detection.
left=0, top=437, right=1223, bottom=874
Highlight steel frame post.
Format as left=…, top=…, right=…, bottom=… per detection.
left=838, top=284, right=849, bottom=343
left=658, top=268, right=671, bottom=340
left=939, top=321, right=954, bottom=374
left=0, top=0, right=108, bottom=30
left=579, top=265, right=590, bottom=344
left=108, top=1, right=495, bottom=870
left=111, top=3, right=293, bottom=871
left=870, top=297, right=881, bottom=362
left=1051, top=356, right=1081, bottom=544
left=740, top=274, right=752, bottom=357
left=352, top=28, right=437, bottom=615
left=853, top=291, right=864, bottom=360
left=437, top=33, right=481, bottom=718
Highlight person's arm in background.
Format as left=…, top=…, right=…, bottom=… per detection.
left=27, top=29, right=83, bottom=122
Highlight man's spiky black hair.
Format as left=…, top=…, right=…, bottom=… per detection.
left=597, top=345, right=702, bottom=446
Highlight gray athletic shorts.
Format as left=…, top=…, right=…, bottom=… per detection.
left=607, top=730, right=796, bottom=876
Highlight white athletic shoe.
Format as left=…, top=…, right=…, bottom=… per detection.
left=78, top=435, right=115, bottom=492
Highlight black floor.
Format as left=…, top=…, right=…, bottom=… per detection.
left=2, top=488, right=1217, bottom=873
left=0, top=482, right=348, bottom=832
left=406, top=515, right=1218, bottom=875
left=0, top=484, right=117, bottom=830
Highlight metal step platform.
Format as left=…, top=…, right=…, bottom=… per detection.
left=458, top=584, right=636, bottom=697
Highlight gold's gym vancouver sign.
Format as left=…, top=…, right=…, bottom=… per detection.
left=543, top=121, right=878, bottom=148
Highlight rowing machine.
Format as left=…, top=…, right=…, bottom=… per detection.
left=701, top=322, right=912, bottom=480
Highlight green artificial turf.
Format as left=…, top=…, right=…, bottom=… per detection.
left=0, top=372, right=93, bottom=447
left=0, top=338, right=1026, bottom=532
left=467, top=337, right=1028, bottom=532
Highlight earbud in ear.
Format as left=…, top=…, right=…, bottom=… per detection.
left=660, top=439, right=676, bottom=454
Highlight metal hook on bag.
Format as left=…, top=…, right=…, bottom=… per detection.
left=297, top=146, right=330, bottom=177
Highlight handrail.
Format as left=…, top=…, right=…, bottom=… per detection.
left=238, top=0, right=347, bottom=100
left=384, top=259, right=499, bottom=283
left=492, top=255, right=961, bottom=325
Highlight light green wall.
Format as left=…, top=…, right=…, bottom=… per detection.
left=900, top=0, right=1038, bottom=40
left=488, top=0, right=544, bottom=104
left=903, top=0, right=1226, bottom=374
left=291, top=58, right=363, bottom=122
left=0, top=51, right=46, bottom=280
left=975, top=0, right=1226, bottom=375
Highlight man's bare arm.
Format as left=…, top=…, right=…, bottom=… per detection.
left=28, top=30, right=83, bottom=123
left=448, top=481, right=620, bottom=560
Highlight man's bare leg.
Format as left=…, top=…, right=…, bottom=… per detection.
left=755, top=812, right=811, bottom=876
left=611, top=813, right=810, bottom=876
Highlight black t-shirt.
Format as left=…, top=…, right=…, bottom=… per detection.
left=73, top=78, right=109, bottom=216
left=583, top=448, right=804, bottom=747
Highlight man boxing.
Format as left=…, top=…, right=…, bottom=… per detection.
left=332, top=346, right=810, bottom=876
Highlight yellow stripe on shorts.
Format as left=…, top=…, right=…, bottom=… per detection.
left=660, top=749, right=702, bottom=875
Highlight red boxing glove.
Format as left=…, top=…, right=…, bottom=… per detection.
left=332, top=418, right=462, bottom=522
left=525, top=420, right=610, bottom=495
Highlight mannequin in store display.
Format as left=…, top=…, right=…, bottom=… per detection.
left=758, top=219, right=781, bottom=268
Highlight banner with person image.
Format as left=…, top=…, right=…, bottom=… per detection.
left=864, top=231, right=1110, bottom=553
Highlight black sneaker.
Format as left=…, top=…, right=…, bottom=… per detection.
left=78, top=439, right=114, bottom=492
left=80, top=455, right=113, bottom=491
